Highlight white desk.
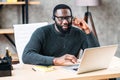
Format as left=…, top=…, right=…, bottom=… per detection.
left=1, top=56, right=120, bottom=80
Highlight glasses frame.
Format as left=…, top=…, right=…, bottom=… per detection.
left=54, top=16, right=73, bottom=22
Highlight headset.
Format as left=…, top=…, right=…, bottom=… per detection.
left=52, top=5, right=73, bottom=21
left=52, top=16, right=55, bottom=20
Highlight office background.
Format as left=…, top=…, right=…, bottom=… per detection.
left=0, top=0, right=120, bottom=57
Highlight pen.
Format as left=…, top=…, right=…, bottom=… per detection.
left=73, top=68, right=78, bottom=71
left=32, top=68, right=36, bottom=72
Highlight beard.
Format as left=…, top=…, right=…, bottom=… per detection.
left=55, top=21, right=72, bottom=34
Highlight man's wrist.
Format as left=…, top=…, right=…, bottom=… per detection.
left=53, top=58, right=57, bottom=65
left=83, top=28, right=91, bottom=34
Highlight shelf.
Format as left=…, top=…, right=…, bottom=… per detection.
left=0, top=0, right=40, bottom=47
left=0, top=1, right=40, bottom=5
left=0, top=28, right=14, bottom=34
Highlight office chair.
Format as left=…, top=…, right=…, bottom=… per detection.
left=13, top=22, right=48, bottom=64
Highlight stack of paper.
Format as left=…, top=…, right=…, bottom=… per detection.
left=32, top=65, right=55, bottom=72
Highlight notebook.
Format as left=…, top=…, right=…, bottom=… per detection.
left=66, top=45, right=118, bottom=74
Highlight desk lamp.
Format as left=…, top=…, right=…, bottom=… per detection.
left=75, top=0, right=101, bottom=40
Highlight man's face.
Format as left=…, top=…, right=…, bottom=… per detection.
left=54, top=9, right=72, bottom=33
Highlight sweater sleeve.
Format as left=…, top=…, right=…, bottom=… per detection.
left=86, top=32, right=100, bottom=48
left=80, top=32, right=100, bottom=50
left=22, top=28, right=54, bottom=66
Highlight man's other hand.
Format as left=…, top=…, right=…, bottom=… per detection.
left=53, top=54, right=77, bottom=66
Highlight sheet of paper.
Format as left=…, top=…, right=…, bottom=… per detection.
left=32, top=65, right=55, bottom=72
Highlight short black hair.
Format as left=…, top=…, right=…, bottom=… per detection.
left=53, top=4, right=73, bottom=17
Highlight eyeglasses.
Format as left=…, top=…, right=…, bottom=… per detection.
left=55, top=16, right=73, bottom=22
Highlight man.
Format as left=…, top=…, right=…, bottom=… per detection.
left=22, top=4, right=100, bottom=66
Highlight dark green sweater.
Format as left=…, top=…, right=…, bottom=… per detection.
left=22, top=24, right=99, bottom=66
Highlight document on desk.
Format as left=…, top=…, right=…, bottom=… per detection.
left=32, top=65, right=55, bottom=72
left=32, top=59, right=81, bottom=72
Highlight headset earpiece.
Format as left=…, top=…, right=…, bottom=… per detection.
left=52, top=16, right=55, bottom=20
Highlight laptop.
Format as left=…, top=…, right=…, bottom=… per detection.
left=65, top=45, right=118, bottom=74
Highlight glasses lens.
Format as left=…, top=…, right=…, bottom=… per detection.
left=55, top=16, right=72, bottom=22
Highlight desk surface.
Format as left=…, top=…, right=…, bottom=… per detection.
left=1, top=56, right=120, bottom=80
